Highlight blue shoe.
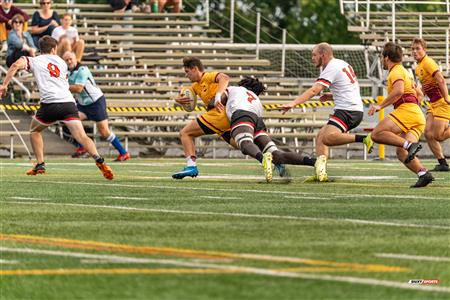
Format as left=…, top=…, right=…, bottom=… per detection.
left=274, top=164, right=287, bottom=177
left=172, top=166, right=199, bottom=179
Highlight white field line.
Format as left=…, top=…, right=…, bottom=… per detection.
left=1, top=247, right=448, bottom=293
left=3, top=200, right=449, bottom=230
left=12, top=180, right=450, bottom=201
left=0, top=259, right=19, bottom=264
left=9, top=197, right=49, bottom=201
left=375, top=253, right=450, bottom=262
left=105, top=196, right=151, bottom=201
left=200, top=196, right=242, bottom=200
left=284, top=196, right=330, bottom=200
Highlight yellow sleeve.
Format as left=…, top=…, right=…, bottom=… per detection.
left=423, top=57, right=440, bottom=77
left=203, top=72, right=219, bottom=83
left=389, top=66, right=405, bottom=86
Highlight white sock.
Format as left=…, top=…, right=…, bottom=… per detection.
left=403, top=141, right=412, bottom=150
left=186, top=156, right=196, bottom=167
left=417, top=169, right=427, bottom=177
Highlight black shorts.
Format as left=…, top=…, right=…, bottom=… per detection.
left=77, top=96, right=108, bottom=122
left=230, top=110, right=266, bottom=133
left=34, top=102, right=80, bottom=125
left=328, top=109, right=363, bottom=132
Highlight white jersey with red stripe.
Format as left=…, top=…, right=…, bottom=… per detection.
left=225, top=86, right=264, bottom=120
left=316, top=58, right=363, bottom=112
left=24, top=54, right=75, bottom=104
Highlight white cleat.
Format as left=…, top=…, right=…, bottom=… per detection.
left=314, top=155, right=328, bottom=182
left=263, top=152, right=273, bottom=183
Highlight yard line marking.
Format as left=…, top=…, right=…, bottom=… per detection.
left=200, top=196, right=242, bottom=200
left=105, top=196, right=151, bottom=201
left=3, top=200, right=449, bottom=230
left=0, top=235, right=411, bottom=273
left=332, top=176, right=398, bottom=180
left=9, top=197, right=48, bottom=201
left=0, top=268, right=241, bottom=276
left=284, top=196, right=330, bottom=200
left=12, top=180, right=450, bottom=201
left=375, top=253, right=450, bottom=262
left=0, top=259, right=19, bottom=264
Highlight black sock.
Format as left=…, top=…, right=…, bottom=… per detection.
left=303, top=156, right=316, bottom=166
left=255, top=152, right=263, bottom=163
left=438, top=158, right=448, bottom=166
left=36, top=162, right=45, bottom=167
left=93, top=155, right=104, bottom=164
left=355, top=135, right=365, bottom=143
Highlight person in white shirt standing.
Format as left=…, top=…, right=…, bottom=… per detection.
left=281, top=42, right=373, bottom=182
left=0, top=35, right=113, bottom=180
left=51, top=13, right=84, bottom=62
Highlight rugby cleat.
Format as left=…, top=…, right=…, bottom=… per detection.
left=410, top=172, right=434, bottom=188
left=71, top=147, right=88, bottom=158
left=274, top=163, right=287, bottom=177
left=114, top=152, right=131, bottom=162
left=404, top=142, right=422, bottom=164
left=96, top=162, right=114, bottom=180
left=172, top=166, right=199, bottom=179
left=363, top=134, right=374, bottom=154
left=432, top=164, right=449, bottom=172
left=263, top=152, right=273, bottom=183
left=26, top=163, right=46, bottom=176
left=314, top=155, right=328, bottom=182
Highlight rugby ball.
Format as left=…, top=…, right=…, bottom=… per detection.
left=179, top=86, right=197, bottom=112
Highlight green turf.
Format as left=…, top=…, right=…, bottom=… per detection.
left=0, top=158, right=449, bottom=300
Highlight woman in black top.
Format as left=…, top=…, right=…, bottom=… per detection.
left=31, top=0, right=60, bottom=47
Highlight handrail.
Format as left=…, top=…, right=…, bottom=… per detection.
left=0, top=66, right=31, bottom=100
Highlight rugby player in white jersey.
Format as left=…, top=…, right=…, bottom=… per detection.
left=281, top=42, right=373, bottom=182
left=218, top=77, right=316, bottom=182
left=0, top=36, right=113, bottom=180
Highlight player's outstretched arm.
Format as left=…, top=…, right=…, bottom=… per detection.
left=368, top=80, right=404, bottom=116
left=69, top=84, right=84, bottom=93
left=280, top=83, right=325, bottom=114
left=0, top=57, right=27, bottom=96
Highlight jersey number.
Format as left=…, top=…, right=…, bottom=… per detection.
left=342, top=65, right=357, bottom=84
left=47, top=63, right=60, bottom=78
left=247, top=91, right=256, bottom=103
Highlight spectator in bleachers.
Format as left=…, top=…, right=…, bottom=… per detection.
left=0, top=0, right=30, bottom=52
left=150, top=0, right=181, bottom=13
left=108, top=0, right=139, bottom=13
left=52, top=13, right=85, bottom=63
left=31, top=0, right=60, bottom=48
left=6, top=14, right=36, bottom=67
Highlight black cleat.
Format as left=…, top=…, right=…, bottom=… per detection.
left=432, top=164, right=449, bottom=172
left=404, top=143, right=422, bottom=164
left=410, top=172, right=435, bottom=188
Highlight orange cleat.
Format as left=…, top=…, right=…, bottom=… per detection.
left=114, top=152, right=130, bottom=162
left=96, top=162, right=114, bottom=180
left=26, top=163, right=46, bottom=175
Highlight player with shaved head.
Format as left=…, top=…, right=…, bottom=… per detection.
left=281, top=42, right=372, bottom=182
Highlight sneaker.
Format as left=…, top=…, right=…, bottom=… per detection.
left=263, top=152, right=273, bottom=183
left=410, top=172, right=434, bottom=188
left=114, top=152, right=130, bottom=162
left=314, top=155, right=328, bottom=182
left=96, top=162, right=114, bottom=180
left=274, top=163, right=287, bottom=177
left=404, top=143, right=422, bottom=164
left=363, top=134, right=374, bottom=154
left=72, top=147, right=88, bottom=158
left=26, top=163, right=46, bottom=175
left=172, top=166, right=198, bottom=179
left=432, top=164, right=449, bottom=172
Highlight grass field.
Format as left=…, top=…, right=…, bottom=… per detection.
left=0, top=158, right=449, bottom=300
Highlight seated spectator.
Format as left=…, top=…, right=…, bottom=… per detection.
left=52, top=13, right=85, bottom=62
left=6, top=14, right=36, bottom=67
left=150, top=0, right=181, bottom=13
left=31, top=0, right=60, bottom=48
left=108, top=0, right=139, bottom=13
left=0, top=0, right=30, bottom=51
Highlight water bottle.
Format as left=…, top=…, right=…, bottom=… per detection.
left=151, top=1, right=158, bottom=13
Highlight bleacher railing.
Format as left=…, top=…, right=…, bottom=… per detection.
left=340, top=0, right=450, bottom=75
